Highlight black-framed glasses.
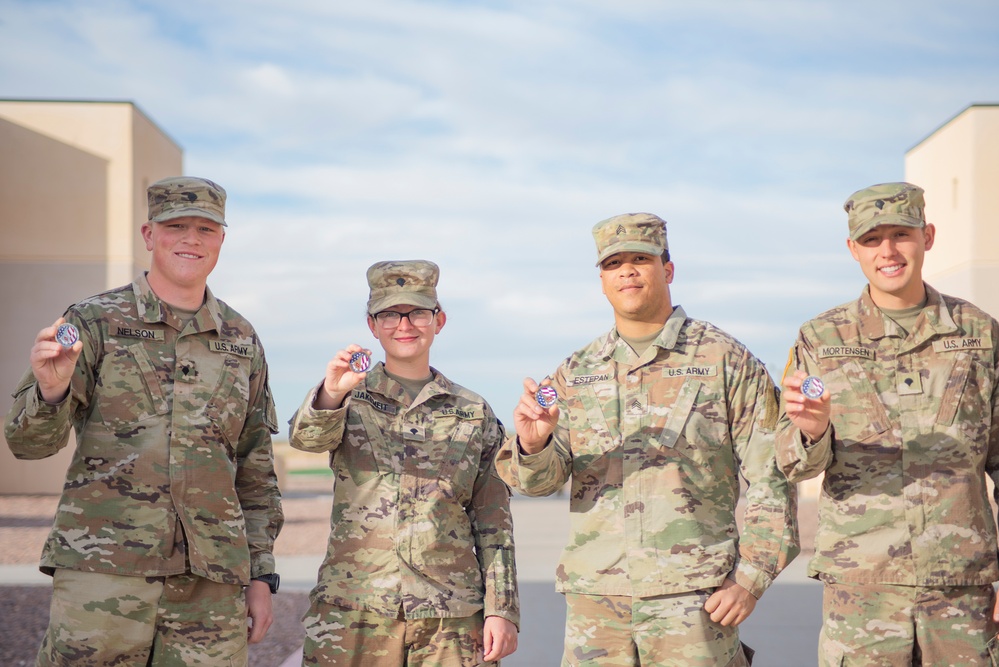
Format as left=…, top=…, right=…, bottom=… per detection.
left=373, top=308, right=439, bottom=328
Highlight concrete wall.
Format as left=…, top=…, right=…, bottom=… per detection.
left=906, top=104, right=999, bottom=319
left=0, top=100, right=181, bottom=494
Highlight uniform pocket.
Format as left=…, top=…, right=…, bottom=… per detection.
left=204, top=357, right=251, bottom=458
left=224, top=643, right=248, bottom=667
left=438, top=421, right=476, bottom=481
left=936, top=352, right=993, bottom=446
left=569, top=384, right=619, bottom=476
left=436, top=421, right=479, bottom=506
left=725, top=642, right=754, bottom=666
left=658, top=378, right=700, bottom=450
left=95, top=344, right=168, bottom=432
left=656, top=378, right=723, bottom=467
left=988, top=634, right=999, bottom=666
left=339, top=409, right=384, bottom=486
left=825, top=362, right=890, bottom=445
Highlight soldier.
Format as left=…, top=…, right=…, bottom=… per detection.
left=4, top=177, right=283, bottom=666
left=777, top=182, right=999, bottom=665
left=288, top=260, right=519, bottom=666
left=495, top=213, right=799, bottom=666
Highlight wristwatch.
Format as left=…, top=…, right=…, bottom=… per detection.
left=252, top=573, right=280, bottom=594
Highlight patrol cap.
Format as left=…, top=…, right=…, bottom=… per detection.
left=592, top=213, right=668, bottom=266
left=843, top=182, right=925, bottom=241
left=147, top=176, right=227, bottom=227
left=366, top=260, right=440, bottom=314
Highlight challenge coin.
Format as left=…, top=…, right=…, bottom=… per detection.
left=801, top=375, right=825, bottom=399
left=349, top=352, right=371, bottom=373
left=536, top=385, right=557, bottom=408
left=56, top=323, right=79, bottom=348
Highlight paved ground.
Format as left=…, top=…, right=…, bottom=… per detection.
left=1, top=473, right=822, bottom=666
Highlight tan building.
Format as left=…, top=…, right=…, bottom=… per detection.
left=0, top=99, right=182, bottom=493
left=906, top=103, right=999, bottom=318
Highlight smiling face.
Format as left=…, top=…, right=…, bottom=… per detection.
left=142, top=216, right=225, bottom=305
left=847, top=223, right=935, bottom=309
left=367, top=303, right=446, bottom=371
left=599, top=251, right=674, bottom=335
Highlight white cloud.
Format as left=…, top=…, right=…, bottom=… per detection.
left=3, top=0, right=998, bottom=422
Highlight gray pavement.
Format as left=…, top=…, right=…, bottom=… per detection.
left=273, top=496, right=822, bottom=667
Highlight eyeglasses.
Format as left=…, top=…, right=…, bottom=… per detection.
left=373, top=308, right=439, bottom=328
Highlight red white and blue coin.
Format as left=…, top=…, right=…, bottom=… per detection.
left=801, top=375, right=825, bottom=399
left=349, top=352, right=371, bottom=373
left=536, top=386, right=557, bottom=408
left=56, top=323, right=79, bottom=348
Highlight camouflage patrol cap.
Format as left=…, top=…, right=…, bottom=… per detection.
left=147, top=176, right=227, bottom=227
left=592, top=213, right=668, bottom=266
left=844, top=182, right=925, bottom=241
left=366, top=260, right=440, bottom=314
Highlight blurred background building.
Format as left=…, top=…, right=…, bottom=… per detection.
left=907, top=103, right=999, bottom=317
left=0, top=99, right=181, bottom=493
left=0, top=101, right=996, bottom=495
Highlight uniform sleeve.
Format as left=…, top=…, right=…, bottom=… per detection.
left=470, top=409, right=520, bottom=628
left=774, top=332, right=835, bottom=483
left=728, top=349, right=800, bottom=598
left=493, top=365, right=571, bottom=497
left=287, top=381, right=349, bottom=453
left=4, top=312, right=96, bottom=459
left=234, top=344, right=284, bottom=579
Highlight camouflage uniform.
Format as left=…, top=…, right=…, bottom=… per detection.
left=776, top=182, right=999, bottom=665
left=777, top=285, right=999, bottom=665
left=289, top=363, right=518, bottom=626
left=39, top=569, right=249, bottom=665
left=5, top=273, right=282, bottom=582
left=4, top=177, right=282, bottom=667
left=496, top=303, right=799, bottom=665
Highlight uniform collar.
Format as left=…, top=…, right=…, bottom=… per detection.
left=601, top=304, right=687, bottom=364
left=134, top=272, right=224, bottom=334
left=857, top=283, right=958, bottom=345
left=364, top=362, right=453, bottom=404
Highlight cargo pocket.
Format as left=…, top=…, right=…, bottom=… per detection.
left=224, top=643, right=248, bottom=667
left=724, top=641, right=754, bottom=666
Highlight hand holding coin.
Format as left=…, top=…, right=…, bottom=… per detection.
left=513, top=378, right=560, bottom=455
left=29, top=318, right=83, bottom=404
left=316, top=346, right=372, bottom=410
left=782, top=370, right=831, bottom=443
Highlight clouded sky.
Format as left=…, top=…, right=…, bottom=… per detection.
left=3, top=0, right=998, bottom=428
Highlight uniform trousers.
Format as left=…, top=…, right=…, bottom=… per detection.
left=562, top=591, right=753, bottom=667
left=818, top=581, right=999, bottom=666
left=38, top=569, right=247, bottom=667
left=301, top=599, right=493, bottom=666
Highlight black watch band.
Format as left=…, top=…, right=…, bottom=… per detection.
left=252, top=573, right=280, bottom=594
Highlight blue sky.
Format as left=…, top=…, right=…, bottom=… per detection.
left=2, top=0, right=998, bottom=429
